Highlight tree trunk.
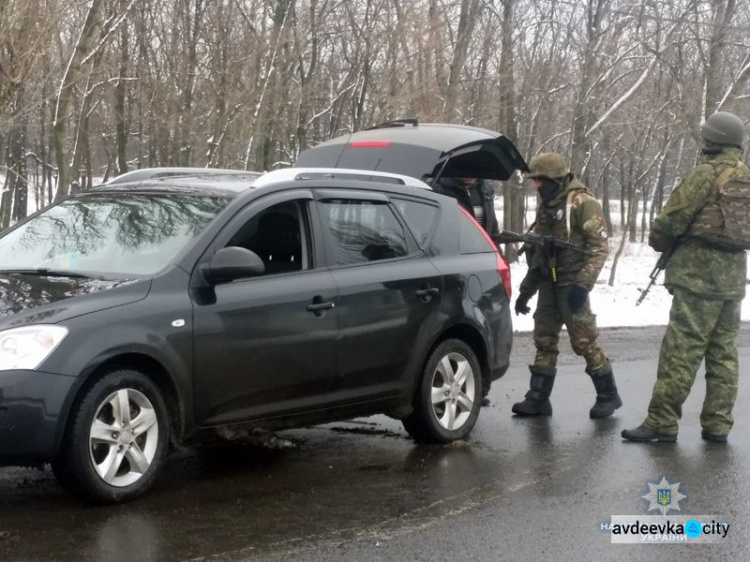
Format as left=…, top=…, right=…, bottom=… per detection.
left=498, top=0, right=521, bottom=260
left=619, top=160, right=626, bottom=232
left=247, top=0, right=295, bottom=170
left=0, top=174, right=12, bottom=230
left=53, top=0, right=101, bottom=201
left=570, top=0, right=606, bottom=172
left=628, top=163, right=637, bottom=243
left=704, top=0, right=737, bottom=118
left=443, top=0, right=480, bottom=122
left=602, top=161, right=612, bottom=234
left=40, top=64, right=50, bottom=208
left=609, top=170, right=638, bottom=286
left=115, top=0, right=130, bottom=175
left=178, top=0, right=204, bottom=166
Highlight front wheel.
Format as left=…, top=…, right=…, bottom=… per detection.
left=52, top=369, right=169, bottom=504
left=403, top=339, right=482, bottom=444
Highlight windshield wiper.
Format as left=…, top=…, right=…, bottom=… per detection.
left=0, top=268, right=100, bottom=279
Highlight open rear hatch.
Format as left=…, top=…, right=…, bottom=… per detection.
left=295, top=120, right=529, bottom=182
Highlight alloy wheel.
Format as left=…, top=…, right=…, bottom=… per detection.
left=430, top=352, right=475, bottom=431
left=89, top=388, right=160, bottom=487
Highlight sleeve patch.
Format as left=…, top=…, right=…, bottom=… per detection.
left=582, top=217, right=603, bottom=232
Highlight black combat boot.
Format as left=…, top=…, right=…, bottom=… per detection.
left=621, top=424, right=677, bottom=443
left=587, top=362, right=623, bottom=419
left=701, top=429, right=728, bottom=443
left=511, top=366, right=556, bottom=416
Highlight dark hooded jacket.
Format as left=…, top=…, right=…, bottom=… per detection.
left=432, top=177, right=499, bottom=236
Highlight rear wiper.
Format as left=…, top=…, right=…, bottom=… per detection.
left=0, top=268, right=100, bottom=279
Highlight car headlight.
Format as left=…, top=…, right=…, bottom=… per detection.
left=0, top=325, right=69, bottom=371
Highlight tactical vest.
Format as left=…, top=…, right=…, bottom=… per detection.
left=531, top=187, right=589, bottom=282
left=688, top=166, right=750, bottom=251
left=536, top=187, right=586, bottom=240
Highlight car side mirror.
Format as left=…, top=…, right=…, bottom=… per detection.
left=201, top=247, right=266, bottom=285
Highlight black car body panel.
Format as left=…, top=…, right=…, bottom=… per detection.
left=0, top=168, right=512, bottom=470
left=0, top=369, right=78, bottom=465
left=0, top=274, right=143, bottom=323
left=426, top=201, right=513, bottom=382
left=295, top=122, right=529, bottom=181
left=0, top=272, right=151, bottom=330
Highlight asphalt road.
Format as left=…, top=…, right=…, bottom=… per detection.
left=1, top=324, right=749, bottom=562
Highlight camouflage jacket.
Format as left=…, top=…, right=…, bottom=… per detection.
left=650, top=147, right=749, bottom=299
left=519, top=177, right=610, bottom=295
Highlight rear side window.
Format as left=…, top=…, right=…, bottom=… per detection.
left=459, top=207, right=494, bottom=254
left=393, top=198, right=439, bottom=246
left=320, top=200, right=408, bottom=265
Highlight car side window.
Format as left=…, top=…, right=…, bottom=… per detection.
left=226, top=201, right=311, bottom=274
left=393, top=198, right=439, bottom=246
left=319, top=199, right=408, bottom=266
left=458, top=207, right=494, bottom=254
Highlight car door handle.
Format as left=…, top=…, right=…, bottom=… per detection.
left=307, top=301, right=335, bottom=312
left=415, top=287, right=440, bottom=297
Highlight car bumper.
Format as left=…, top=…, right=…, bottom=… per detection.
left=489, top=306, right=512, bottom=381
left=0, top=369, right=77, bottom=466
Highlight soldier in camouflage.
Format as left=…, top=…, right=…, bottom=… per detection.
left=512, top=153, right=622, bottom=418
left=623, top=111, right=748, bottom=444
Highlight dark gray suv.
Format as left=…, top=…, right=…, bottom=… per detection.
left=0, top=157, right=520, bottom=503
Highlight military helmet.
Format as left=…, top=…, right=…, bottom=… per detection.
left=526, top=152, right=570, bottom=180
left=701, top=111, right=744, bottom=147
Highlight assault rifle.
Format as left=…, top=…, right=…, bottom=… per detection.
left=492, top=230, right=591, bottom=256
left=636, top=248, right=675, bottom=306
left=492, top=230, right=591, bottom=283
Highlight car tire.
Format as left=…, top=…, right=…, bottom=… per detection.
left=403, top=339, right=482, bottom=444
left=52, top=369, right=169, bottom=504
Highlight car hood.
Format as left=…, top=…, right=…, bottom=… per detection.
left=294, top=123, right=529, bottom=181
left=0, top=274, right=150, bottom=329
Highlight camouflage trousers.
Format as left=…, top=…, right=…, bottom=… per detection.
left=644, top=287, right=741, bottom=436
left=532, top=283, right=608, bottom=371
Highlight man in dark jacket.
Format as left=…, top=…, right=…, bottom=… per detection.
left=432, top=177, right=500, bottom=237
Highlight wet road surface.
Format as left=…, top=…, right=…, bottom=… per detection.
left=1, top=325, right=749, bottom=561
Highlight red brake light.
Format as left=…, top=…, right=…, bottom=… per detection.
left=458, top=206, right=512, bottom=299
left=349, top=141, right=391, bottom=147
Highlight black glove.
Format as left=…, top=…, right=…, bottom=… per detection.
left=515, top=293, right=532, bottom=316
left=567, top=285, right=589, bottom=311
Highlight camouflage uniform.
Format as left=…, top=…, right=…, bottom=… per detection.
left=642, top=147, right=749, bottom=437
left=513, top=153, right=620, bottom=418
left=520, top=178, right=610, bottom=371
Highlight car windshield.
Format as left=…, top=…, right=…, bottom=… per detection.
left=0, top=193, right=231, bottom=278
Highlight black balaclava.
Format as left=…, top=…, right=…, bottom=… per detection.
left=538, top=179, right=561, bottom=204
left=702, top=142, right=723, bottom=156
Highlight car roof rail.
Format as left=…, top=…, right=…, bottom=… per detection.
left=105, top=167, right=262, bottom=185
left=366, top=117, right=419, bottom=130
left=292, top=171, right=405, bottom=185
left=253, top=167, right=431, bottom=190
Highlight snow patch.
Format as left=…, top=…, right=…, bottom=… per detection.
left=509, top=241, right=750, bottom=332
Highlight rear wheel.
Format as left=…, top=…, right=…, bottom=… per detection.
left=52, top=369, right=169, bottom=504
left=403, top=339, right=482, bottom=443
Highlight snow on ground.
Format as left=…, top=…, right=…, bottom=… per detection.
left=508, top=240, right=750, bottom=332
left=495, top=198, right=750, bottom=331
